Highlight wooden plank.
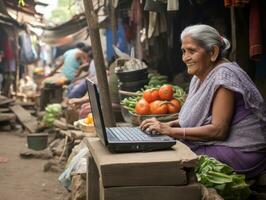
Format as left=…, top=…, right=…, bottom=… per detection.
left=10, top=105, right=38, bottom=133
left=0, top=95, right=8, bottom=100
left=86, top=138, right=198, bottom=188
left=53, top=119, right=68, bottom=130
left=101, top=184, right=201, bottom=200
left=0, top=113, right=16, bottom=121
left=87, top=155, right=99, bottom=200
left=14, top=101, right=35, bottom=108
left=0, top=99, right=14, bottom=106
left=0, top=108, right=10, bottom=113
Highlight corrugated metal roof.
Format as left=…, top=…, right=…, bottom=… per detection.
left=0, top=0, right=20, bottom=27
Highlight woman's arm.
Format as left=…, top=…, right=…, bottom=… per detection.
left=170, top=87, right=234, bottom=140
left=166, top=119, right=180, bottom=127
left=141, top=87, right=235, bottom=141
left=76, top=51, right=88, bottom=65
left=75, top=63, right=89, bottom=76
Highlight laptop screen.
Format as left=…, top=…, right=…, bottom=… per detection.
left=86, top=78, right=108, bottom=145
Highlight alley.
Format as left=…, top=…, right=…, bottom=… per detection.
left=0, top=131, right=69, bottom=200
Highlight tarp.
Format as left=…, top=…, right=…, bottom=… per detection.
left=40, top=15, right=89, bottom=46
left=41, top=27, right=89, bottom=47
left=3, top=0, right=44, bottom=27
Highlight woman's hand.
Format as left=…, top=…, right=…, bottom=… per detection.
left=140, top=117, right=173, bottom=136
left=67, top=98, right=84, bottom=109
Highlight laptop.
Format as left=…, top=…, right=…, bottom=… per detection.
left=86, top=79, right=176, bottom=153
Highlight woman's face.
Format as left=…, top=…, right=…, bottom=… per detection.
left=181, top=36, right=213, bottom=79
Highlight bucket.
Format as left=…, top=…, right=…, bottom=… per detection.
left=27, top=133, right=48, bottom=151
left=116, top=68, right=148, bottom=82
left=118, top=79, right=148, bottom=92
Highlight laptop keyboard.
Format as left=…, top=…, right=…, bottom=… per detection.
left=108, top=127, right=155, bottom=141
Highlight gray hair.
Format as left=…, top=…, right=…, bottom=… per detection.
left=180, top=24, right=231, bottom=57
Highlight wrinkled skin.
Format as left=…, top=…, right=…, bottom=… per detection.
left=140, top=117, right=172, bottom=136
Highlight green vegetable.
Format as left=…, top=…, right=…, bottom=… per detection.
left=120, top=73, right=187, bottom=113
left=121, top=96, right=140, bottom=113
left=195, top=155, right=251, bottom=200
left=42, top=104, right=62, bottom=126
left=18, top=0, right=25, bottom=6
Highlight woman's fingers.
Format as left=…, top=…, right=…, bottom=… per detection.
left=146, top=124, right=161, bottom=135
left=140, top=122, right=153, bottom=131
left=140, top=117, right=157, bottom=128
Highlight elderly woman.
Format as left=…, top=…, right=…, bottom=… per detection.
left=140, top=24, right=266, bottom=179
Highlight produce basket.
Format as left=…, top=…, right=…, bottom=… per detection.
left=74, top=119, right=96, bottom=137
left=119, top=83, right=185, bottom=126
left=121, top=105, right=178, bottom=126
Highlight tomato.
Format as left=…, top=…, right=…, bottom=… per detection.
left=159, top=85, right=174, bottom=100
left=170, top=99, right=181, bottom=111
left=150, top=100, right=168, bottom=115
left=167, top=99, right=181, bottom=113
left=143, top=88, right=159, bottom=103
left=135, top=99, right=150, bottom=115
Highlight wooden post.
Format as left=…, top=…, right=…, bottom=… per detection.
left=110, top=1, right=117, bottom=46
left=83, top=0, right=115, bottom=127
left=230, top=7, right=236, bottom=61
left=14, top=29, right=19, bottom=94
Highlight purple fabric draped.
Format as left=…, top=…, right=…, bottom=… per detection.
left=184, top=140, right=266, bottom=179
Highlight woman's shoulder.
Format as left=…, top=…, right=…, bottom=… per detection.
left=212, top=61, right=244, bottom=79
left=215, top=61, right=243, bottom=72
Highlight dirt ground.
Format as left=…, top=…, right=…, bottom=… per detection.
left=0, top=130, right=70, bottom=200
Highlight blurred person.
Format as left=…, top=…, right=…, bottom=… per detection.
left=0, top=51, right=4, bottom=93
left=43, top=43, right=89, bottom=86
left=66, top=49, right=97, bottom=99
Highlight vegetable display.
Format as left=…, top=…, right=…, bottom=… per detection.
left=167, top=99, right=181, bottom=114
left=135, top=99, right=151, bottom=115
left=143, top=88, right=159, bottom=103
left=195, top=155, right=251, bottom=200
left=121, top=84, right=185, bottom=115
left=145, top=73, right=168, bottom=88
left=42, top=104, right=62, bottom=126
left=149, top=100, right=169, bottom=115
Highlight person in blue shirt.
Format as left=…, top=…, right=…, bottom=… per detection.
left=43, top=43, right=90, bottom=86
left=0, top=50, right=4, bottom=93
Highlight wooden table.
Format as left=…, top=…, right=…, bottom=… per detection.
left=85, top=138, right=201, bottom=200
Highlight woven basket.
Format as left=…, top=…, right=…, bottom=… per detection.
left=75, top=119, right=96, bottom=136
left=121, top=106, right=178, bottom=126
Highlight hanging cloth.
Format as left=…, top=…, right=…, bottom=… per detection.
left=148, top=12, right=157, bottom=38
left=18, top=32, right=37, bottom=64
left=158, top=13, right=167, bottom=34
left=111, top=0, right=119, bottom=8
left=144, top=0, right=166, bottom=13
left=249, top=0, right=264, bottom=61
left=224, top=0, right=249, bottom=7
left=130, top=0, right=142, bottom=24
left=167, top=0, right=179, bottom=11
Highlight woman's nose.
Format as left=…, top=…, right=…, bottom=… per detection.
left=182, top=53, right=189, bottom=62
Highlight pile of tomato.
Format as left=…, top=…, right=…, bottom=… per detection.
left=135, top=85, right=181, bottom=115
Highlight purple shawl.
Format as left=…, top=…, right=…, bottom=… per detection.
left=179, top=62, right=266, bottom=152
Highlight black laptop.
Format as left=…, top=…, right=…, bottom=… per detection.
left=86, top=79, right=176, bottom=153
